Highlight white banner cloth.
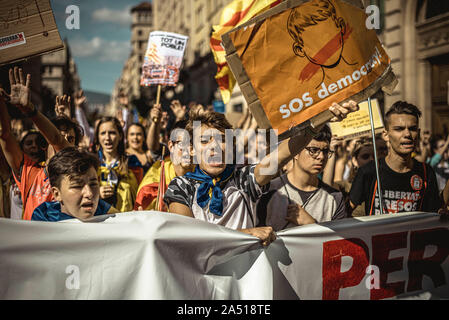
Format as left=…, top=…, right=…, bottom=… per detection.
left=0, top=211, right=448, bottom=300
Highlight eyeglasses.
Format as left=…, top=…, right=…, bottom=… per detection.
left=304, top=147, right=334, bottom=159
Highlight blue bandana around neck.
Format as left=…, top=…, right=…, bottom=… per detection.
left=185, top=165, right=235, bottom=216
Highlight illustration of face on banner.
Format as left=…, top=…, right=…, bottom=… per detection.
left=224, top=0, right=392, bottom=135
left=140, top=31, right=188, bottom=87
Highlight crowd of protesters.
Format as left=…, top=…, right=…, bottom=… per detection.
left=0, top=67, right=448, bottom=246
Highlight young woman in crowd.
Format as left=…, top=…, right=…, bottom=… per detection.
left=94, top=116, right=143, bottom=212
left=125, top=122, right=153, bottom=175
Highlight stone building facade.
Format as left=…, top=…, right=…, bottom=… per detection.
left=111, top=2, right=154, bottom=113
left=380, top=0, right=449, bottom=134
left=151, top=0, right=228, bottom=110
left=40, top=39, right=80, bottom=98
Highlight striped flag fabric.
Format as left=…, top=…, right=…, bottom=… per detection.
left=210, top=0, right=283, bottom=104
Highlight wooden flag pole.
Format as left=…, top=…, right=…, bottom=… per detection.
left=153, top=84, right=162, bottom=123
left=156, top=84, right=161, bottom=105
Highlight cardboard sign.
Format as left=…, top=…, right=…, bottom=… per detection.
left=0, top=0, right=64, bottom=66
left=140, top=31, right=188, bottom=87
left=329, top=98, right=384, bottom=140
left=222, top=0, right=397, bottom=139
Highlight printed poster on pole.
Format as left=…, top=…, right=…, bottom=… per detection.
left=140, top=31, right=188, bottom=87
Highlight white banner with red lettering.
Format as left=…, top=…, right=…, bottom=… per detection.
left=0, top=211, right=448, bottom=299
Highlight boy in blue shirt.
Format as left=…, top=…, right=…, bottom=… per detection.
left=32, top=148, right=118, bottom=221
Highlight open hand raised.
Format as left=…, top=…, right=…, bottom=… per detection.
left=55, top=95, right=71, bottom=118
left=8, top=67, right=32, bottom=114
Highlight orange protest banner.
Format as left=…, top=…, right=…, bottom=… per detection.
left=222, top=0, right=397, bottom=139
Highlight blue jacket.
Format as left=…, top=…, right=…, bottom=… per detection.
left=31, top=199, right=112, bottom=222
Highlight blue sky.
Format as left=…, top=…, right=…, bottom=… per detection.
left=51, top=0, right=151, bottom=95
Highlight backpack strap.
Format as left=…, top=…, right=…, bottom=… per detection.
left=418, top=162, right=428, bottom=211
left=369, top=180, right=378, bottom=216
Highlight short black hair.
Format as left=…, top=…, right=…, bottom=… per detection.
left=385, top=101, right=422, bottom=129
left=48, top=147, right=99, bottom=189
left=314, top=124, right=332, bottom=143
left=52, top=116, right=84, bottom=146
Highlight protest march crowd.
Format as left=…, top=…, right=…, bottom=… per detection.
left=0, top=66, right=448, bottom=247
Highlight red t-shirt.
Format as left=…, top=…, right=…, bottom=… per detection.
left=13, top=154, right=54, bottom=220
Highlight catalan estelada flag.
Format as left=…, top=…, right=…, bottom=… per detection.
left=211, top=0, right=283, bottom=104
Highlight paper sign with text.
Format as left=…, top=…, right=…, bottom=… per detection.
left=140, top=31, right=188, bottom=87
left=329, top=98, right=384, bottom=139
left=222, top=0, right=396, bottom=137
left=0, top=0, right=64, bottom=65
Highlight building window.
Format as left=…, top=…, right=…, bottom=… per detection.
left=425, top=0, right=449, bottom=19
left=138, top=29, right=142, bottom=36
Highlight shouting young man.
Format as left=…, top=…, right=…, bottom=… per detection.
left=164, top=102, right=358, bottom=246
left=349, top=101, right=443, bottom=215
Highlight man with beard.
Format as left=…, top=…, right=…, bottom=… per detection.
left=349, top=101, right=442, bottom=215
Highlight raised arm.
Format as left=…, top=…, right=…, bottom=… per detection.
left=8, top=67, right=71, bottom=153
left=146, top=104, right=162, bottom=152
left=322, top=135, right=343, bottom=186
left=74, top=90, right=94, bottom=144
left=0, top=89, right=23, bottom=177
left=255, top=101, right=358, bottom=186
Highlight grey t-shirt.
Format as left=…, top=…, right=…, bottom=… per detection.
left=256, top=174, right=348, bottom=231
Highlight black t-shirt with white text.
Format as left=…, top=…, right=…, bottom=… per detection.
left=350, top=158, right=442, bottom=215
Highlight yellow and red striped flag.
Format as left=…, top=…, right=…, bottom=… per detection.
left=211, top=0, right=283, bottom=104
